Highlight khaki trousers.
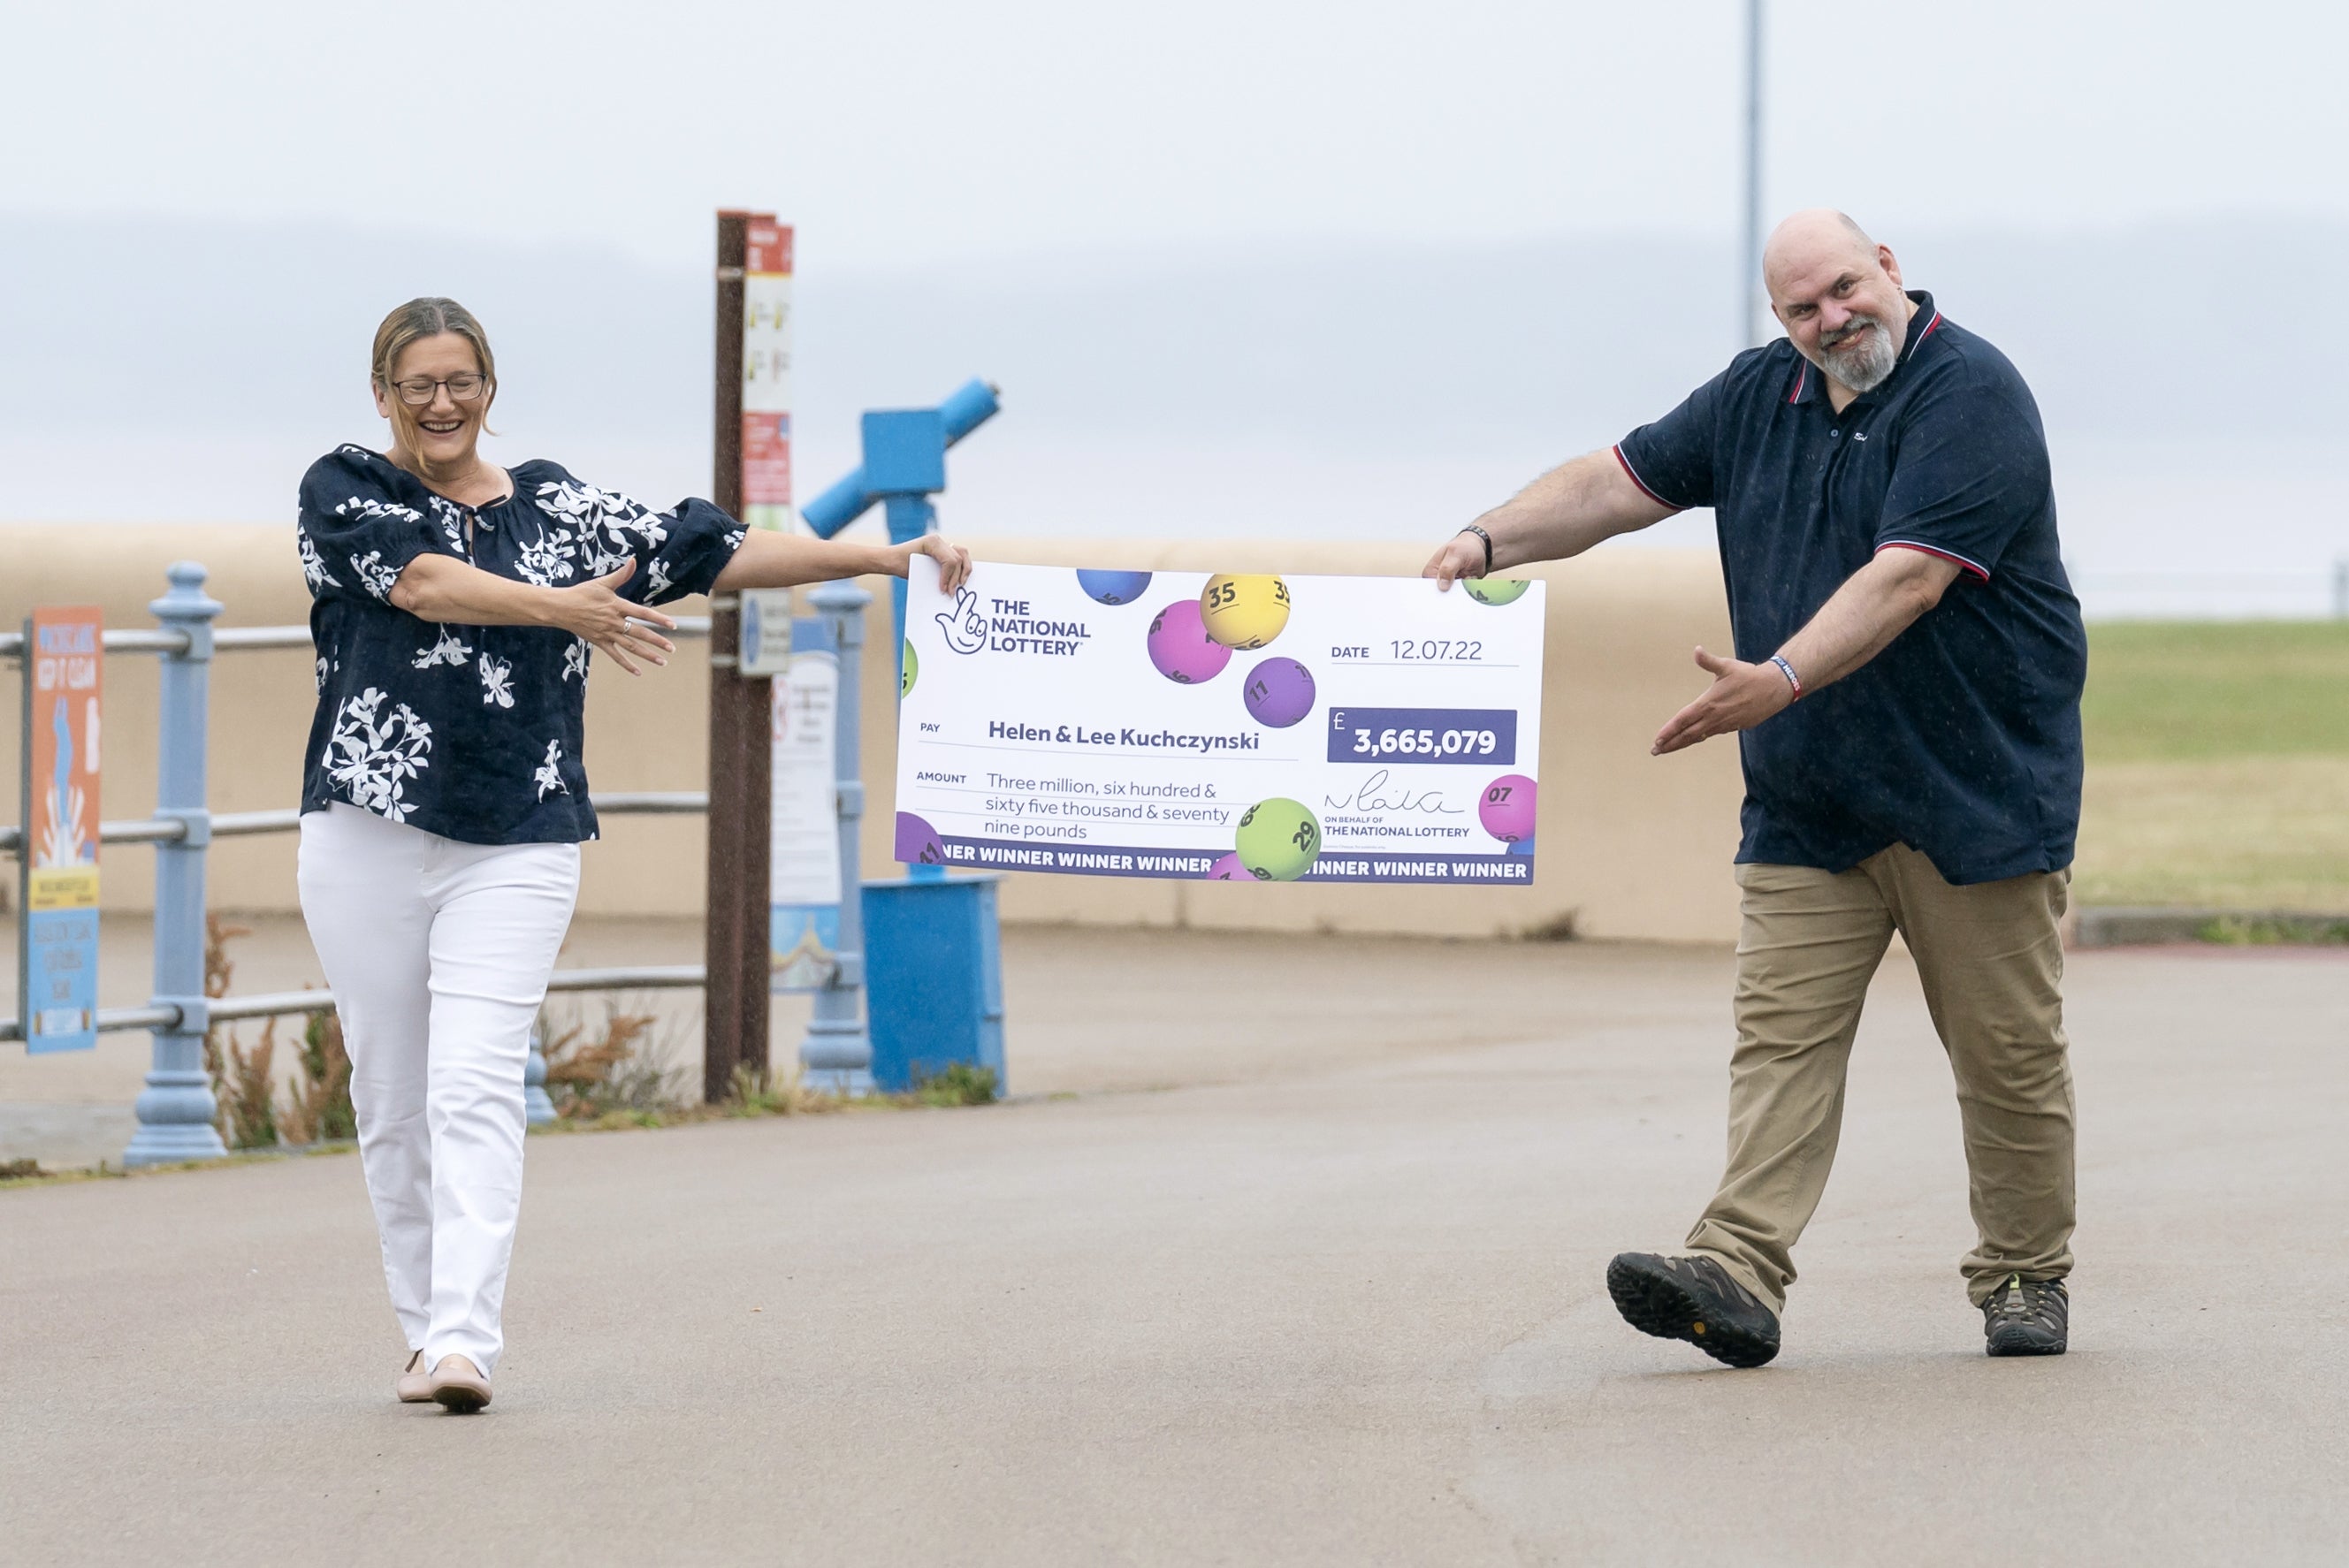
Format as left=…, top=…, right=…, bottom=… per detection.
left=1686, top=844, right=2075, bottom=1312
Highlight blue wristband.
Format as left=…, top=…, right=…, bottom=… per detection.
left=1769, top=654, right=1803, bottom=700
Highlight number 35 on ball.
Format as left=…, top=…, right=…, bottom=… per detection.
left=1200, top=574, right=1291, bottom=651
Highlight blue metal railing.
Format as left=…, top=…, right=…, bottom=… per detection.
left=2, top=563, right=720, bottom=1165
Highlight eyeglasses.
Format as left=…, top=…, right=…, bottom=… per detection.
left=387, top=373, right=490, bottom=407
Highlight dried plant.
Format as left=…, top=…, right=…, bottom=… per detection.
left=203, top=912, right=248, bottom=1001
left=202, top=914, right=255, bottom=1144
left=219, top=1017, right=281, bottom=1150
left=539, top=1004, right=682, bottom=1119
left=280, top=1006, right=353, bottom=1145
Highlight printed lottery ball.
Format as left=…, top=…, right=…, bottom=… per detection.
left=895, top=811, right=948, bottom=867
left=1241, top=658, right=1316, bottom=728
left=901, top=640, right=919, bottom=697
left=1205, top=852, right=1250, bottom=880
left=1507, top=836, right=1537, bottom=858
left=1077, top=569, right=1153, bottom=605
left=1463, top=577, right=1531, bottom=606
left=1200, top=574, right=1291, bottom=650
left=1478, top=775, right=1537, bottom=843
left=1147, top=599, right=1232, bottom=684
left=1235, top=797, right=1322, bottom=881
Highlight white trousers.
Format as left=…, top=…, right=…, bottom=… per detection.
left=296, top=803, right=579, bottom=1377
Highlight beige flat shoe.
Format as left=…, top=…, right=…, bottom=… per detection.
left=395, top=1349, right=435, bottom=1404
left=427, top=1354, right=492, bottom=1413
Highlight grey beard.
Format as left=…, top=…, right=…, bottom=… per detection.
left=1817, top=315, right=1900, bottom=392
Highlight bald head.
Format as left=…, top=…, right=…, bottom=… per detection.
left=1760, top=209, right=1915, bottom=398
left=1762, top=209, right=1879, bottom=296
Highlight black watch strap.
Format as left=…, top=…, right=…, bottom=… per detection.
left=1458, top=525, right=1494, bottom=576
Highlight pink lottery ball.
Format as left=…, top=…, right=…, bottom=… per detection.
left=1206, top=853, right=1249, bottom=880
left=1478, top=774, right=1537, bottom=843
left=1147, top=599, right=1232, bottom=685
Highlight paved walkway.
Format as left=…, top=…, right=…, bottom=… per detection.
left=4, top=929, right=2345, bottom=1565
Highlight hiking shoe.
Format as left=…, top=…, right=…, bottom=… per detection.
left=1605, top=1252, right=1781, bottom=1368
left=1981, top=1274, right=2068, bottom=1357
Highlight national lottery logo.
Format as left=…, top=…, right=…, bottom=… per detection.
left=935, top=587, right=1093, bottom=657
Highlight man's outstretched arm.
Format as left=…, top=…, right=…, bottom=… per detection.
left=1651, top=546, right=1964, bottom=756
left=1422, top=449, right=1681, bottom=586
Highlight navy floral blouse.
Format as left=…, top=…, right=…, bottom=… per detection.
left=296, top=445, right=744, bottom=845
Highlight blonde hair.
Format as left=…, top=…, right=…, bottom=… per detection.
left=370, top=297, right=499, bottom=479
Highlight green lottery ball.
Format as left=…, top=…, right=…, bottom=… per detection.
left=1234, top=797, right=1322, bottom=881
left=1463, top=577, right=1530, bottom=606
left=902, top=640, right=918, bottom=697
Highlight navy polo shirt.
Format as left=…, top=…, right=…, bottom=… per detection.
left=1614, top=291, right=2086, bottom=886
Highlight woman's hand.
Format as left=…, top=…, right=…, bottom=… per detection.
left=895, top=535, right=973, bottom=593
left=547, top=559, right=677, bottom=675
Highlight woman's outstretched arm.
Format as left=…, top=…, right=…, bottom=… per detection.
left=711, top=531, right=972, bottom=594
left=391, top=556, right=679, bottom=674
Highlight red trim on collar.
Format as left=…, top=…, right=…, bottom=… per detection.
left=1903, top=311, right=1944, bottom=360
left=1786, top=362, right=1808, bottom=404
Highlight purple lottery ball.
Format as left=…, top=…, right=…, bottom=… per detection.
left=1147, top=599, right=1232, bottom=685
left=896, top=811, right=948, bottom=867
left=1478, top=774, right=1537, bottom=843
left=1206, top=852, right=1250, bottom=880
left=1078, top=568, right=1153, bottom=605
left=1241, top=657, right=1316, bottom=728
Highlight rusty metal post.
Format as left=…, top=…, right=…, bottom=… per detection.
left=704, top=209, right=773, bottom=1101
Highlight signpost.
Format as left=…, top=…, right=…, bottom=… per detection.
left=705, top=210, right=797, bottom=1100
left=19, top=606, right=103, bottom=1054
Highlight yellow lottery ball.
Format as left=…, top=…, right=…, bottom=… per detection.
left=1199, top=574, right=1291, bottom=651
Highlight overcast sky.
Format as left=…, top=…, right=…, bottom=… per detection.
left=8, top=2, right=2346, bottom=613
left=7, top=0, right=2347, bottom=271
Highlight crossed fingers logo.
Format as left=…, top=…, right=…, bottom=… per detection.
left=936, top=588, right=988, bottom=655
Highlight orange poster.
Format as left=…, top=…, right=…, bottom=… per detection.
left=21, top=605, right=101, bottom=1052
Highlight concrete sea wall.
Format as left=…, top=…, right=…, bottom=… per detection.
left=0, top=524, right=1744, bottom=941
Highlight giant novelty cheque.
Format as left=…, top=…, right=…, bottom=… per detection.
left=894, top=559, right=1545, bottom=885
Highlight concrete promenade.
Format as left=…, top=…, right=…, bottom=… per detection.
left=4, top=928, right=2344, bottom=1565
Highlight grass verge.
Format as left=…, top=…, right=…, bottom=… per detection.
left=2077, top=621, right=2349, bottom=912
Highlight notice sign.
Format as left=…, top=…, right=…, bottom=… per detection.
left=19, top=606, right=102, bottom=1053
left=741, top=218, right=794, bottom=531
left=894, top=560, right=1545, bottom=885
left=769, top=618, right=843, bottom=991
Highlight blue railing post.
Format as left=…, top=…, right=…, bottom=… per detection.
left=524, top=1031, right=556, bottom=1125
left=125, top=562, right=226, bottom=1168
left=797, top=579, right=873, bottom=1095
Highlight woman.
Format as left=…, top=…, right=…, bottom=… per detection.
left=296, top=297, right=970, bottom=1413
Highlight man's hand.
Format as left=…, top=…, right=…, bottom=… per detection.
left=1422, top=530, right=1488, bottom=590
left=896, top=535, right=973, bottom=593
left=1651, top=646, right=1795, bottom=756
left=548, top=559, right=677, bottom=676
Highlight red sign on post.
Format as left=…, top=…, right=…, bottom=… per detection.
left=742, top=219, right=795, bottom=531
left=20, top=605, right=102, bottom=1053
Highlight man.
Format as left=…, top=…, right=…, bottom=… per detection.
left=1425, top=209, right=2085, bottom=1366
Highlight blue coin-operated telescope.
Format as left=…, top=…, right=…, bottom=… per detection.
left=794, top=378, right=1007, bottom=1098
left=803, top=378, right=1001, bottom=659
left=802, top=376, right=1000, bottom=886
